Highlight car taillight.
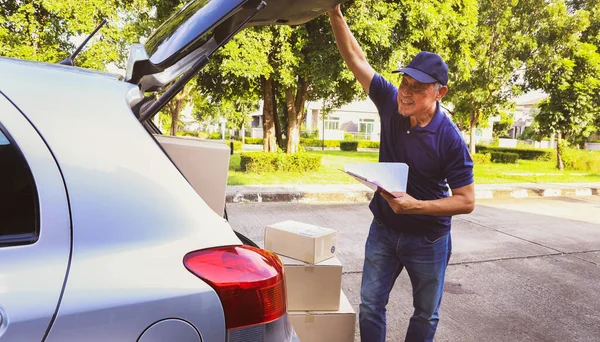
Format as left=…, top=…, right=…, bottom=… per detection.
left=183, top=245, right=287, bottom=330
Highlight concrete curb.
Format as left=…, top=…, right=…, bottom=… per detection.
left=226, top=183, right=600, bottom=204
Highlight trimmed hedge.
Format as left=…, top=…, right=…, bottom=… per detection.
left=232, top=140, right=242, bottom=153
left=299, top=138, right=381, bottom=149
left=240, top=152, right=322, bottom=173
left=358, top=141, right=380, bottom=148
left=472, top=153, right=491, bottom=164
left=476, top=145, right=552, bottom=161
left=232, top=137, right=382, bottom=149
left=340, top=141, right=359, bottom=151
left=244, top=137, right=263, bottom=145
left=300, top=138, right=340, bottom=147
left=177, top=130, right=200, bottom=137
left=208, top=132, right=222, bottom=139
left=490, top=152, right=519, bottom=163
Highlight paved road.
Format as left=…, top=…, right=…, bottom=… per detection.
left=226, top=196, right=600, bottom=342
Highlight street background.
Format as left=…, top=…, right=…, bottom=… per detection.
left=227, top=196, right=600, bottom=342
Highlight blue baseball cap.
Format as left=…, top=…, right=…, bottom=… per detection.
left=392, top=51, right=448, bottom=86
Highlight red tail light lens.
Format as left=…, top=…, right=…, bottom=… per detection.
left=183, top=245, right=287, bottom=329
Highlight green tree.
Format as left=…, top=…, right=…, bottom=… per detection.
left=524, top=0, right=600, bottom=169
left=519, top=108, right=546, bottom=141
left=577, top=0, right=600, bottom=132
left=143, top=0, right=237, bottom=136
left=223, top=97, right=260, bottom=142
left=196, top=27, right=272, bottom=145
left=492, top=110, right=515, bottom=139
left=445, top=0, right=550, bottom=154
left=0, top=0, right=149, bottom=69
left=196, top=0, right=478, bottom=154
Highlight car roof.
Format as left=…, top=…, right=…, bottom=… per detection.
left=0, top=56, right=122, bottom=82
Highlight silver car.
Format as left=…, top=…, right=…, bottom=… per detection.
left=0, top=0, right=338, bottom=340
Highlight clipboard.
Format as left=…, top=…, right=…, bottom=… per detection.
left=343, top=170, right=400, bottom=198
left=342, top=162, right=409, bottom=198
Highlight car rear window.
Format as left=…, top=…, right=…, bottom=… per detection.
left=0, top=126, right=39, bottom=246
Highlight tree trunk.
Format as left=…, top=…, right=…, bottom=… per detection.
left=556, top=133, right=564, bottom=171
left=468, top=111, right=479, bottom=154
left=285, top=78, right=308, bottom=154
left=166, top=85, right=191, bottom=136
left=285, top=88, right=299, bottom=154
left=273, top=83, right=283, bottom=150
left=167, top=97, right=182, bottom=136
left=262, top=76, right=278, bottom=152
left=295, top=78, right=308, bottom=126
left=170, top=113, right=179, bottom=136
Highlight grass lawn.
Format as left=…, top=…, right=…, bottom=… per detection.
left=227, top=150, right=600, bottom=185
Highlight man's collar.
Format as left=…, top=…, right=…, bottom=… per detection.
left=414, top=102, right=443, bottom=133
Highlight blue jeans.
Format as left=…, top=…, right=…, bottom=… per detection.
left=359, top=219, right=452, bottom=342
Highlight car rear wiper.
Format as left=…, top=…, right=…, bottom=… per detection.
left=59, top=19, right=108, bottom=67
left=138, top=0, right=267, bottom=123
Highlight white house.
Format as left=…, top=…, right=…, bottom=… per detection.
left=509, top=90, right=547, bottom=139
left=248, top=98, right=382, bottom=141
left=246, top=90, right=551, bottom=146
left=250, top=98, right=487, bottom=143
left=304, top=99, right=381, bottom=141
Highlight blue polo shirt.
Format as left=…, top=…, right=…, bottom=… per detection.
left=369, top=74, right=474, bottom=238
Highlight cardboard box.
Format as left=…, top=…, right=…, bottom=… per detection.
left=288, top=290, right=356, bottom=342
left=155, top=135, right=229, bottom=216
left=265, top=221, right=337, bottom=264
left=279, top=255, right=342, bottom=311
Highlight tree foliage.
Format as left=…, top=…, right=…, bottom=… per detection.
left=524, top=0, right=600, bottom=169
left=4, top=0, right=599, bottom=165
left=0, top=0, right=149, bottom=69
left=445, top=0, right=550, bottom=154
left=194, top=0, right=480, bottom=154
left=493, top=109, right=515, bottom=139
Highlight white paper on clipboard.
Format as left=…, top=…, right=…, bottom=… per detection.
left=343, top=163, right=409, bottom=197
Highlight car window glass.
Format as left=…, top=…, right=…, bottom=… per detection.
left=0, top=130, right=8, bottom=145
left=145, top=0, right=245, bottom=66
left=0, top=126, right=39, bottom=246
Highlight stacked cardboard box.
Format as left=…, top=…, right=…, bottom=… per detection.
left=264, top=220, right=356, bottom=342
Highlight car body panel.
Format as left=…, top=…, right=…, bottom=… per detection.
left=0, top=92, right=71, bottom=341
left=247, top=0, right=341, bottom=26
left=0, top=57, right=242, bottom=341
left=0, top=0, right=345, bottom=339
left=138, top=319, right=201, bottom=342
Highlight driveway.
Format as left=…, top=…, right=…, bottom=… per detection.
left=226, top=196, right=600, bottom=341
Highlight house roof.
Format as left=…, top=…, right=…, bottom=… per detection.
left=513, top=90, right=547, bottom=106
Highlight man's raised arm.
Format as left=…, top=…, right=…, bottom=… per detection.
left=327, top=5, right=375, bottom=94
